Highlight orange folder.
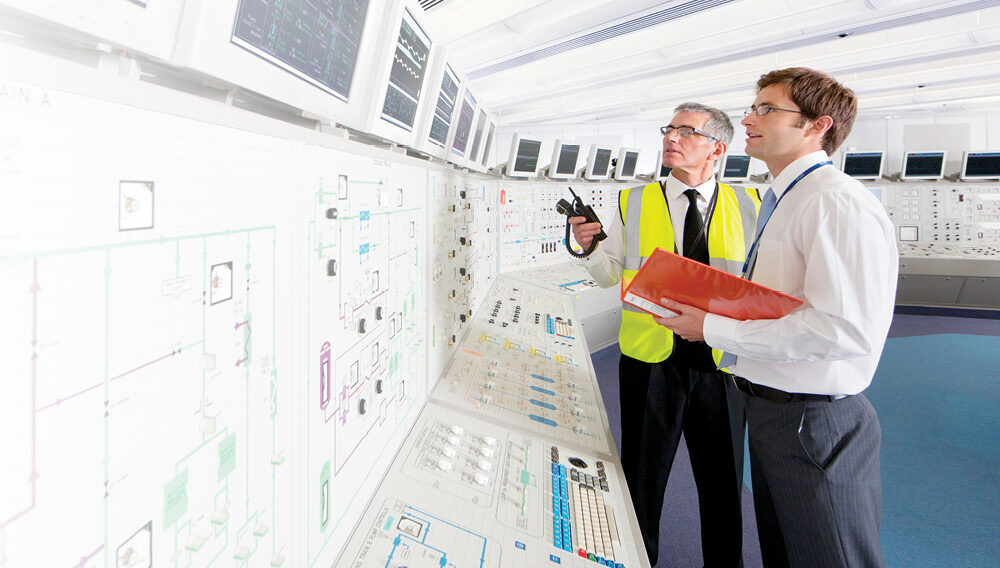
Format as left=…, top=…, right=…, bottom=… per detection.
left=621, top=247, right=803, bottom=320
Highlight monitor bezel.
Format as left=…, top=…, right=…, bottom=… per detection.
left=960, top=150, right=1000, bottom=181
left=901, top=151, right=947, bottom=181
left=841, top=151, right=885, bottom=181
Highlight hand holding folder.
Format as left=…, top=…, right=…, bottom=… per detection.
left=622, top=247, right=803, bottom=320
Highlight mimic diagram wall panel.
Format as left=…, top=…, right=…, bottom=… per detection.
left=498, top=182, right=621, bottom=273
left=336, top=402, right=646, bottom=568
left=0, top=76, right=431, bottom=568
left=431, top=277, right=615, bottom=456
left=427, top=173, right=499, bottom=382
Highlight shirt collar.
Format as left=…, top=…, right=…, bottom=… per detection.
left=771, top=150, right=830, bottom=198
left=664, top=172, right=716, bottom=202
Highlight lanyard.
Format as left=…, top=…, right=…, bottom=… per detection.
left=741, top=161, right=832, bottom=277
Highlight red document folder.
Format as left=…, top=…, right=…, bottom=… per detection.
left=621, top=247, right=803, bottom=320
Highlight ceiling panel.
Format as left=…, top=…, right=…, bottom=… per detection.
left=420, top=0, right=1000, bottom=125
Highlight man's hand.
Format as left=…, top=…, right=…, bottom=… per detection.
left=568, top=216, right=603, bottom=249
left=652, top=297, right=708, bottom=342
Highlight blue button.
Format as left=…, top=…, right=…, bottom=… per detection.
left=549, top=554, right=562, bottom=564
left=516, top=541, right=526, bottom=550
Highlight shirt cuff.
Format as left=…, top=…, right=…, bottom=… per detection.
left=703, top=313, right=740, bottom=352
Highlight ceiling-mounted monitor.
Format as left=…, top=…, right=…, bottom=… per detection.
left=901, top=151, right=946, bottom=181
left=0, top=0, right=186, bottom=61
left=469, top=108, right=489, bottom=163
left=503, top=135, right=543, bottom=178
left=427, top=64, right=460, bottom=149
left=581, top=145, right=614, bottom=181
left=544, top=141, right=582, bottom=180
left=376, top=7, right=432, bottom=133
left=841, top=151, right=884, bottom=181
left=960, top=151, right=1000, bottom=181
left=479, top=122, right=496, bottom=167
left=449, top=88, right=477, bottom=160
left=173, top=0, right=382, bottom=131
left=719, top=154, right=751, bottom=182
left=612, top=148, right=641, bottom=181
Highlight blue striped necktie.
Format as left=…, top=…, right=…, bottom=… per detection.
left=718, top=187, right=775, bottom=371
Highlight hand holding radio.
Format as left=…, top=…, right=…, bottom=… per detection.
left=556, top=187, right=606, bottom=257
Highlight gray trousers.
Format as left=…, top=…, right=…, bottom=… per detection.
left=743, top=390, right=886, bottom=568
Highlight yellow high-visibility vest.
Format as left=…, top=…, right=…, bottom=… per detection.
left=619, top=181, right=761, bottom=366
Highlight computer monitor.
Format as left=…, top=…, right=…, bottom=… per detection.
left=504, top=135, right=543, bottom=178
left=449, top=88, right=477, bottom=160
left=175, top=0, right=383, bottom=133
left=960, top=151, right=1000, bottom=181
left=479, top=122, right=496, bottom=167
left=901, top=151, right=946, bottom=181
left=469, top=108, right=489, bottom=164
left=426, top=64, right=460, bottom=149
left=612, top=148, right=641, bottom=181
left=651, top=149, right=672, bottom=181
left=719, top=154, right=751, bottom=182
left=2, top=0, right=185, bottom=61
left=583, top=145, right=614, bottom=181
left=376, top=8, right=433, bottom=134
left=841, top=151, right=884, bottom=180
left=547, top=141, right=582, bottom=179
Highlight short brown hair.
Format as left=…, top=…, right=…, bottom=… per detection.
left=756, top=67, right=857, bottom=154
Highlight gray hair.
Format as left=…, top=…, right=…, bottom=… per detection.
left=673, top=102, right=734, bottom=146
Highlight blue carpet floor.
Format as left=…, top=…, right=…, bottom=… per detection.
left=591, top=314, right=1000, bottom=568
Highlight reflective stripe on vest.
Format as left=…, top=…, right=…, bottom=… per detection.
left=619, top=181, right=761, bottom=364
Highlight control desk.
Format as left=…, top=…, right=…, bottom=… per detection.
left=336, top=275, right=649, bottom=567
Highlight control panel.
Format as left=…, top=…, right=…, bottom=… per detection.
left=335, top=403, right=646, bottom=567
left=431, top=277, right=615, bottom=455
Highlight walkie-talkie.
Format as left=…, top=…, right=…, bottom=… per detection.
left=556, top=187, right=606, bottom=257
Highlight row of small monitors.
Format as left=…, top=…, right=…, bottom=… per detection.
left=503, top=138, right=643, bottom=181
left=504, top=135, right=1000, bottom=183
left=2, top=0, right=499, bottom=172
left=841, top=151, right=1000, bottom=181
left=713, top=151, right=1000, bottom=182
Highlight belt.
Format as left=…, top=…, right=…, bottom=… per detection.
left=731, top=376, right=847, bottom=403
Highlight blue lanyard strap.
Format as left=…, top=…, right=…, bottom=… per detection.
left=741, top=160, right=832, bottom=277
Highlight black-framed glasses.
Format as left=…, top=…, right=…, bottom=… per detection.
left=743, top=104, right=803, bottom=118
left=659, top=125, right=719, bottom=142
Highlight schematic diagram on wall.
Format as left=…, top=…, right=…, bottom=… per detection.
left=0, top=77, right=432, bottom=568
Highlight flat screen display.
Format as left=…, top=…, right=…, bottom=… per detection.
left=513, top=139, right=542, bottom=173
left=964, top=152, right=1000, bottom=178
left=904, top=152, right=944, bottom=177
left=621, top=152, right=639, bottom=177
left=450, top=89, right=476, bottom=157
left=380, top=9, right=431, bottom=130
left=428, top=65, right=459, bottom=147
left=232, top=0, right=369, bottom=101
left=480, top=123, right=495, bottom=165
left=469, top=109, right=487, bottom=161
left=592, top=149, right=612, bottom=176
left=556, top=145, right=580, bottom=175
left=723, top=155, right=750, bottom=179
left=843, top=152, right=882, bottom=178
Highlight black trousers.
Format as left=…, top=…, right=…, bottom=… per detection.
left=619, top=347, right=746, bottom=567
left=744, top=392, right=885, bottom=568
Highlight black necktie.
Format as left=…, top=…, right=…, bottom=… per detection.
left=682, top=188, right=708, bottom=265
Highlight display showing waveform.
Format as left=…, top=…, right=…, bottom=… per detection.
left=392, top=52, right=423, bottom=80
left=396, top=36, right=429, bottom=67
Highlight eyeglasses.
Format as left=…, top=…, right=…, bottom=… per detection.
left=743, top=104, right=803, bottom=118
left=659, top=125, right=719, bottom=142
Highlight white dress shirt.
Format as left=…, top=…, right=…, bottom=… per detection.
left=580, top=174, right=716, bottom=288
left=702, top=151, right=898, bottom=395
